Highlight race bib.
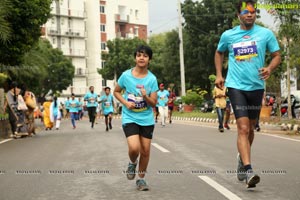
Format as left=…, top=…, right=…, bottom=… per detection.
left=128, top=93, right=147, bottom=112
left=104, top=101, right=111, bottom=108
left=89, top=97, right=95, bottom=103
left=233, top=41, right=258, bottom=61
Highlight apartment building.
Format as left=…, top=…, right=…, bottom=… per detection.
left=43, top=0, right=148, bottom=96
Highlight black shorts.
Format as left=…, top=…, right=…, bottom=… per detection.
left=155, top=106, right=159, bottom=113
left=104, top=112, right=113, bottom=117
left=122, top=123, right=154, bottom=139
left=228, top=88, right=264, bottom=120
left=168, top=106, right=174, bottom=111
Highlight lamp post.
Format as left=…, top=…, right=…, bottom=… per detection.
left=178, top=0, right=186, bottom=96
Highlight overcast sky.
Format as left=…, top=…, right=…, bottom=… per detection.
left=148, top=0, right=278, bottom=35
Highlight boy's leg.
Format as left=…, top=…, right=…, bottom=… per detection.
left=138, top=135, right=151, bottom=178
left=109, top=113, right=112, bottom=129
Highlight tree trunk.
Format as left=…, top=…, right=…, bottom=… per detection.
left=0, top=88, right=11, bottom=138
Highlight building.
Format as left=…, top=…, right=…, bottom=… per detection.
left=42, top=0, right=148, bottom=96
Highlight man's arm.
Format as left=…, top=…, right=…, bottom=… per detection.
left=214, top=50, right=225, bottom=89
left=260, top=51, right=281, bottom=80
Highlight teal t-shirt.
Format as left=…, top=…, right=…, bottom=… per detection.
left=217, top=24, right=280, bottom=91
left=84, top=92, right=98, bottom=107
left=118, top=68, right=158, bottom=126
left=69, top=99, right=80, bottom=113
left=65, top=100, right=70, bottom=110
left=100, top=94, right=114, bottom=115
left=157, top=90, right=169, bottom=107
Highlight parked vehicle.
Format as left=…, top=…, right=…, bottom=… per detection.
left=281, top=95, right=300, bottom=118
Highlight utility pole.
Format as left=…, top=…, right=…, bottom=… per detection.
left=286, top=39, right=292, bottom=119
left=178, top=0, right=186, bottom=96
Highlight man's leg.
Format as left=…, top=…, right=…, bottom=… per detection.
left=216, top=107, right=224, bottom=132
left=108, top=113, right=112, bottom=129
left=158, top=106, right=165, bottom=126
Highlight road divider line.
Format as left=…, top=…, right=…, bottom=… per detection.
left=198, top=176, right=242, bottom=200
left=151, top=143, right=170, bottom=153
left=0, top=139, right=13, bottom=145
left=261, top=133, right=300, bottom=142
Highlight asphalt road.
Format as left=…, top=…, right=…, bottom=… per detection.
left=0, top=117, right=299, bottom=200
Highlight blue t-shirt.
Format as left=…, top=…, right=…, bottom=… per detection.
left=217, top=24, right=280, bottom=91
left=157, top=90, right=169, bottom=106
left=65, top=100, right=70, bottom=110
left=118, top=68, right=158, bottom=126
left=100, top=94, right=114, bottom=115
left=84, top=92, right=98, bottom=107
left=69, top=99, right=80, bottom=113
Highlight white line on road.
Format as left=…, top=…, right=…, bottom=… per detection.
left=198, top=176, right=242, bottom=200
left=0, top=139, right=13, bottom=145
left=260, top=133, right=300, bottom=142
left=151, top=143, right=170, bottom=153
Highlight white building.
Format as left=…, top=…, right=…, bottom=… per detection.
left=43, top=0, right=148, bottom=96
left=281, top=68, right=300, bottom=98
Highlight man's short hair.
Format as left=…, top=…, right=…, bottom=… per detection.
left=236, top=0, right=256, bottom=13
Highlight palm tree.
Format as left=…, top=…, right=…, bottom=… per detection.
left=0, top=0, right=11, bottom=43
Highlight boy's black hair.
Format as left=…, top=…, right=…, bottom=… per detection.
left=104, top=86, right=110, bottom=91
left=134, top=45, right=153, bottom=60
left=236, top=0, right=256, bottom=13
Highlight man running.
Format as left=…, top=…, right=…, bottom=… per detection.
left=84, top=86, right=98, bottom=128
left=157, top=83, right=169, bottom=127
left=215, top=0, right=281, bottom=188
left=99, top=87, right=114, bottom=132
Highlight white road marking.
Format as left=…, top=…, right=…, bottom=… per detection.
left=0, top=139, right=13, bottom=144
left=151, top=143, right=170, bottom=153
left=260, top=133, right=300, bottom=142
left=199, top=176, right=242, bottom=200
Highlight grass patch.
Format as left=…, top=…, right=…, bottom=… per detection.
left=172, top=111, right=217, bottom=119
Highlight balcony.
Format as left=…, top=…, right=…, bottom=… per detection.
left=47, top=28, right=86, bottom=38
left=116, top=32, right=135, bottom=39
left=52, top=8, right=86, bottom=19
left=75, top=68, right=87, bottom=77
left=115, top=14, right=129, bottom=23
left=61, top=48, right=86, bottom=57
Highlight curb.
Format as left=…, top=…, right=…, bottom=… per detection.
left=172, top=116, right=300, bottom=133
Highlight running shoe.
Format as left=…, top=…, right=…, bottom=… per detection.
left=246, top=170, right=260, bottom=188
left=106, top=127, right=109, bottom=132
left=237, top=153, right=247, bottom=181
left=136, top=179, right=149, bottom=191
left=126, top=162, right=137, bottom=180
left=109, top=123, right=112, bottom=129
left=255, top=126, right=261, bottom=132
left=224, top=124, right=230, bottom=130
left=219, top=127, right=224, bottom=132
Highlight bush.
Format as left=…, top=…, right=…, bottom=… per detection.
left=181, top=89, right=206, bottom=107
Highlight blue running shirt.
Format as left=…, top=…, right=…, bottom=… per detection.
left=100, top=94, right=114, bottom=115
left=118, top=68, right=158, bottom=126
left=217, top=24, right=280, bottom=91
left=84, top=92, right=98, bottom=107
left=157, top=90, right=169, bottom=106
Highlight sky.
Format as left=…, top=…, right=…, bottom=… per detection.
left=148, top=0, right=279, bottom=35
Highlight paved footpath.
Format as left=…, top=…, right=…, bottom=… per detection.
left=0, top=117, right=299, bottom=200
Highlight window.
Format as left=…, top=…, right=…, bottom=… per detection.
left=100, top=24, right=106, bottom=32
left=134, top=27, right=139, bottom=36
left=52, top=37, right=56, bottom=44
left=100, top=5, right=105, bottom=13
left=61, top=38, right=65, bottom=45
left=135, top=9, right=139, bottom=19
left=51, top=17, right=55, bottom=24
left=101, top=43, right=106, bottom=50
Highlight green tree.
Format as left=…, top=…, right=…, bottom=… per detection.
left=22, top=39, right=75, bottom=96
left=0, top=0, right=52, bottom=66
left=98, top=38, right=146, bottom=80
left=181, top=0, right=238, bottom=93
left=0, top=0, right=12, bottom=43
left=148, top=33, right=167, bottom=85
